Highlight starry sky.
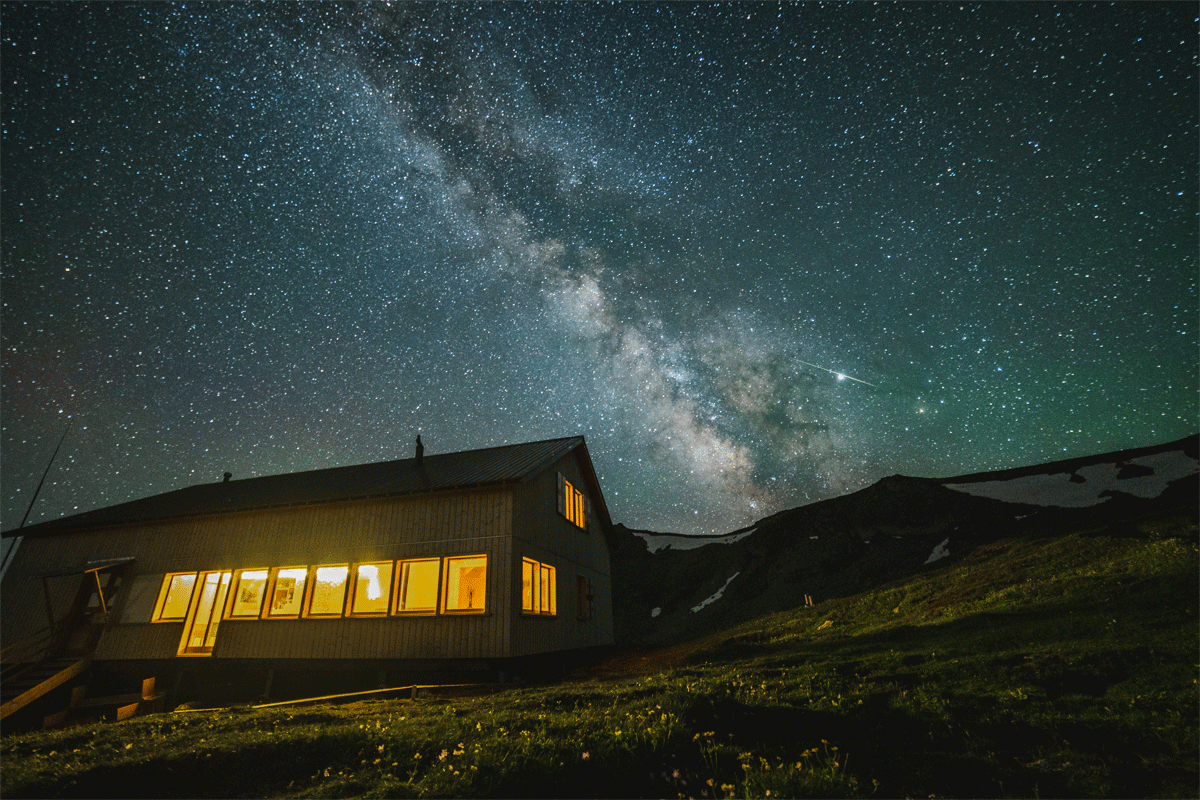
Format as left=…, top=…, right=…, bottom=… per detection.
left=3, top=2, right=1196, bottom=536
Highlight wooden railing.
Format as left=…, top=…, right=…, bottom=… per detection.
left=1, top=625, right=56, bottom=671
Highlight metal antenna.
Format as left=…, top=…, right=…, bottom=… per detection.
left=17, top=419, right=74, bottom=531
left=1, top=420, right=73, bottom=578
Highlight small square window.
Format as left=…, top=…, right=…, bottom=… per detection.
left=442, top=555, right=486, bottom=613
left=229, top=569, right=268, bottom=618
left=350, top=562, right=393, bottom=615
left=266, top=567, right=308, bottom=617
left=152, top=573, right=197, bottom=622
left=396, top=558, right=440, bottom=614
left=307, top=565, right=349, bottom=616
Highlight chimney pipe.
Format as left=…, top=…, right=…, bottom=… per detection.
left=223, top=472, right=232, bottom=483
left=415, top=435, right=424, bottom=466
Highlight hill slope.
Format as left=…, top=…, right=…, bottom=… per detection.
left=3, top=481, right=1196, bottom=798
left=610, top=435, right=1198, bottom=646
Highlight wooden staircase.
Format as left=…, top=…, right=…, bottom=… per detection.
left=1, top=654, right=92, bottom=721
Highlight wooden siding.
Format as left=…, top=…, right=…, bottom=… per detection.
left=2, top=488, right=514, bottom=662
left=508, top=452, right=614, bottom=657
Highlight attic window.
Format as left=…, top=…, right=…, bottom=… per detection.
left=558, top=473, right=587, bottom=529
left=152, top=573, right=197, bottom=622
left=442, top=555, right=487, bottom=613
left=522, top=558, right=556, bottom=616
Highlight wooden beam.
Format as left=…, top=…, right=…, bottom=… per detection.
left=0, top=656, right=90, bottom=720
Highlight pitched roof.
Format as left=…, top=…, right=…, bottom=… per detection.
left=9, top=436, right=609, bottom=536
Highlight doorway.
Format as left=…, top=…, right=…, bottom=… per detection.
left=179, top=571, right=232, bottom=656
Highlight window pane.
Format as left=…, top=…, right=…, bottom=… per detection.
left=158, top=573, right=197, bottom=620
left=398, top=559, right=439, bottom=613
left=444, top=556, right=486, bottom=612
left=539, top=565, right=550, bottom=613
left=268, top=567, right=308, bottom=616
left=309, top=565, right=349, bottom=616
left=230, top=570, right=268, bottom=617
left=188, top=573, right=220, bottom=649
left=546, top=565, right=556, bottom=614
left=203, top=573, right=232, bottom=648
left=352, top=562, right=392, bottom=615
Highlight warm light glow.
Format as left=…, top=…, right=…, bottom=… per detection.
left=180, top=570, right=232, bottom=654
left=564, top=479, right=586, bottom=529
left=230, top=569, right=268, bottom=617
left=352, top=562, right=393, bottom=615
left=397, top=559, right=439, bottom=613
left=522, top=557, right=556, bottom=615
left=309, top=565, right=349, bottom=616
left=443, top=555, right=486, bottom=612
left=268, top=567, right=308, bottom=616
left=155, top=573, right=197, bottom=621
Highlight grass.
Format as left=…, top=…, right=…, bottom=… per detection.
left=3, top=516, right=1196, bottom=798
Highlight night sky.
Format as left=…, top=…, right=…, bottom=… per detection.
left=3, top=2, right=1196, bottom=536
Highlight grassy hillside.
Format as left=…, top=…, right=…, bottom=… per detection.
left=3, top=511, right=1196, bottom=798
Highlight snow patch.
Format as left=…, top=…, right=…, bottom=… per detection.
left=925, top=538, right=951, bottom=564
left=944, top=449, right=1198, bottom=508
left=635, top=528, right=755, bottom=554
left=691, top=572, right=740, bottom=613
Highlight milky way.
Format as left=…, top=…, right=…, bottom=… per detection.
left=3, top=3, right=1196, bottom=534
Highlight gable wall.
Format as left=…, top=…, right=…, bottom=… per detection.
left=508, top=451, right=614, bottom=657
left=1, top=487, right=514, bottom=662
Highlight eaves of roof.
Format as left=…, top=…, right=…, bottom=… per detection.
left=7, top=436, right=590, bottom=537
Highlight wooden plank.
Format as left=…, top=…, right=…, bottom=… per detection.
left=1, top=656, right=90, bottom=720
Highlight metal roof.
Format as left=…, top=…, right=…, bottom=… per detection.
left=10, top=436, right=608, bottom=536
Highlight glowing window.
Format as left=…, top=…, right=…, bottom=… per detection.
left=308, top=565, right=349, bottom=616
left=522, top=558, right=556, bottom=615
left=560, top=474, right=586, bottom=529
left=396, top=558, right=440, bottom=614
left=153, top=573, right=197, bottom=622
left=351, top=562, right=393, bottom=615
left=266, top=567, right=308, bottom=617
left=182, top=571, right=232, bottom=653
left=443, top=555, right=486, bottom=613
left=229, top=569, right=268, bottom=618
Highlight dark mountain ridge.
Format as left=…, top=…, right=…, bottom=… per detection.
left=611, top=435, right=1198, bottom=646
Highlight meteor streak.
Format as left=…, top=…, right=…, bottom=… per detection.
left=797, top=359, right=878, bottom=387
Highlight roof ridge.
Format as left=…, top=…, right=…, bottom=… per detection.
left=5, top=436, right=592, bottom=536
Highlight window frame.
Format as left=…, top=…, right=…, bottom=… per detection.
left=226, top=568, right=270, bottom=619
left=394, top=557, right=442, bottom=615
left=522, top=557, right=557, bottom=616
left=177, top=570, right=233, bottom=656
left=347, top=561, right=395, bottom=617
left=151, top=572, right=199, bottom=622
left=263, top=565, right=310, bottom=618
left=441, top=554, right=487, bottom=614
left=558, top=473, right=588, bottom=530
left=304, top=563, right=351, bottom=618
